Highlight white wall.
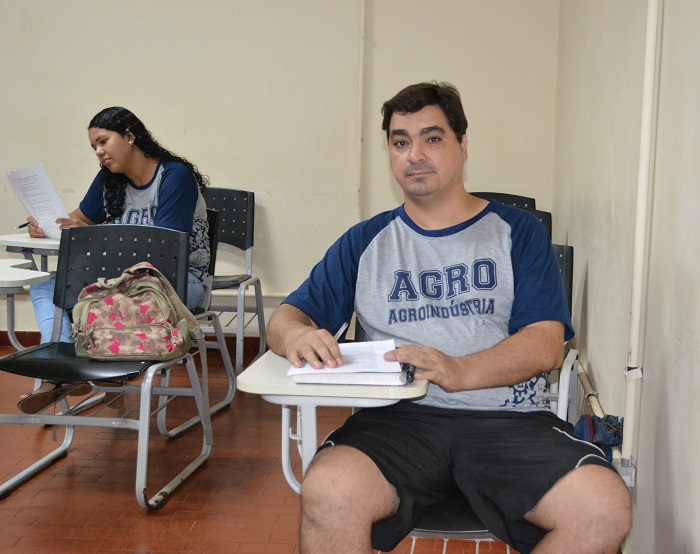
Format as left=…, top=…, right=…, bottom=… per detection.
left=632, top=1, right=700, bottom=551
left=0, top=0, right=363, bottom=331
left=553, top=0, right=647, bottom=417
left=362, top=0, right=559, bottom=217
left=555, top=1, right=700, bottom=552
left=0, top=0, right=561, bottom=336
left=8, top=2, right=699, bottom=552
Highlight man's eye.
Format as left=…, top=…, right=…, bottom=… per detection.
left=427, top=136, right=441, bottom=143
left=393, top=141, right=407, bottom=148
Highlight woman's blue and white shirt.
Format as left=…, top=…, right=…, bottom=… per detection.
left=79, top=160, right=209, bottom=283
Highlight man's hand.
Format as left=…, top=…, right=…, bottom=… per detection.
left=285, top=327, right=344, bottom=369
left=383, top=320, right=565, bottom=393
left=267, top=304, right=345, bottom=369
left=384, top=345, right=465, bottom=391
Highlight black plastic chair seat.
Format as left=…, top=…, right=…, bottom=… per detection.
left=211, top=274, right=251, bottom=290
left=0, top=342, right=152, bottom=383
left=413, top=494, right=489, bottom=536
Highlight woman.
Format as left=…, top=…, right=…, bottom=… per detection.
left=20, top=106, right=210, bottom=413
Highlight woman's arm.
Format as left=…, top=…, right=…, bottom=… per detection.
left=28, top=208, right=94, bottom=238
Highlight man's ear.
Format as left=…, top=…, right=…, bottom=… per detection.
left=461, top=135, right=468, bottom=163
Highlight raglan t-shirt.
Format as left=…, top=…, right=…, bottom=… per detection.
left=283, top=201, right=574, bottom=412
left=79, top=160, right=210, bottom=283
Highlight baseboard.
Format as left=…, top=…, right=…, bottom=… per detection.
left=0, top=331, right=39, bottom=348
left=0, top=331, right=264, bottom=359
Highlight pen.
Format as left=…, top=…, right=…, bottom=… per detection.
left=333, top=322, right=349, bottom=341
left=14, top=222, right=30, bottom=230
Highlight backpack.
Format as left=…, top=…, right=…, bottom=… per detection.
left=71, top=261, right=203, bottom=361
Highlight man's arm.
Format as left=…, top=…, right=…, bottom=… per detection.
left=268, top=303, right=344, bottom=369
left=384, top=319, right=564, bottom=392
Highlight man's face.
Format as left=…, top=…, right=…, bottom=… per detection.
left=388, top=105, right=467, bottom=200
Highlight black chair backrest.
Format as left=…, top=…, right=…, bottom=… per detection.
left=553, top=244, right=574, bottom=317
left=53, top=225, right=190, bottom=310
left=206, top=208, right=220, bottom=275
left=202, top=188, right=255, bottom=251
left=472, top=192, right=549, bottom=237
left=472, top=191, right=536, bottom=209
left=522, top=206, right=552, bottom=238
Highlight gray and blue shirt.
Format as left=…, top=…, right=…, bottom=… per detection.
left=284, top=201, right=573, bottom=412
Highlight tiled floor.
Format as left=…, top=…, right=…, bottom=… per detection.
left=0, top=342, right=513, bottom=553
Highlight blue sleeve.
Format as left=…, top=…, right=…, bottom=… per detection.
left=504, top=208, right=575, bottom=341
left=283, top=211, right=396, bottom=335
left=78, top=172, right=108, bottom=224
left=283, top=233, right=359, bottom=334
left=153, top=162, right=198, bottom=233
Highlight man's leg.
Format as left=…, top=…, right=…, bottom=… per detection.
left=300, top=445, right=399, bottom=554
left=525, top=464, right=632, bottom=553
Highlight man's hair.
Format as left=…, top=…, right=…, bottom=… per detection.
left=381, top=82, right=468, bottom=142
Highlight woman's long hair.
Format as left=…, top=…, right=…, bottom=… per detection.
left=88, top=107, right=208, bottom=220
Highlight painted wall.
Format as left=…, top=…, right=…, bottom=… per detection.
left=0, top=0, right=363, bottom=328
left=0, top=0, right=560, bottom=334
left=6, top=1, right=698, bottom=551
left=553, top=1, right=646, bottom=419
left=555, top=1, right=700, bottom=551
left=361, top=0, right=559, bottom=217
left=632, top=1, right=700, bottom=551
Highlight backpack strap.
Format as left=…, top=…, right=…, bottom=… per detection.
left=126, top=262, right=204, bottom=341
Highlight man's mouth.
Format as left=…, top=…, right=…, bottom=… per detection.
left=405, top=165, right=434, bottom=177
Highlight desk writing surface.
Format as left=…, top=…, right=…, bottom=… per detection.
left=0, top=259, right=50, bottom=287
left=238, top=350, right=429, bottom=401
left=0, top=233, right=60, bottom=250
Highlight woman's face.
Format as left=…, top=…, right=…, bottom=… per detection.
left=88, top=127, right=134, bottom=173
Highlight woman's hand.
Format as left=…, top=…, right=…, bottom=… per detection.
left=26, top=217, right=46, bottom=238
left=56, top=215, right=89, bottom=230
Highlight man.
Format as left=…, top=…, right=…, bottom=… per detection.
left=267, top=82, right=631, bottom=554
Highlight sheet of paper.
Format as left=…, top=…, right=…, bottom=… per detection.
left=287, top=339, right=401, bottom=376
left=6, top=164, right=69, bottom=239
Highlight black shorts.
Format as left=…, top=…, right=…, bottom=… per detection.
left=318, top=401, right=615, bottom=553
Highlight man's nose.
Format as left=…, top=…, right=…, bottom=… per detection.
left=408, top=142, right=425, bottom=163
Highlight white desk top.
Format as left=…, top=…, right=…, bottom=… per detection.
left=0, top=233, right=60, bottom=250
left=238, top=350, right=429, bottom=401
left=0, top=259, right=51, bottom=287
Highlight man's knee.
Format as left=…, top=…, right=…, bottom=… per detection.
left=528, top=464, right=632, bottom=545
left=585, top=467, right=632, bottom=539
left=301, top=446, right=397, bottom=520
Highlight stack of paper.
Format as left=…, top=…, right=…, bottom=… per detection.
left=6, top=164, right=69, bottom=239
left=287, top=339, right=410, bottom=386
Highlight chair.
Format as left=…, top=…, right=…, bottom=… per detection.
left=472, top=192, right=536, bottom=209
left=0, top=225, right=213, bottom=509
left=472, top=192, right=551, bottom=238
left=165, top=208, right=237, bottom=435
left=524, top=207, right=552, bottom=238
left=201, top=187, right=266, bottom=372
left=396, top=243, right=578, bottom=554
